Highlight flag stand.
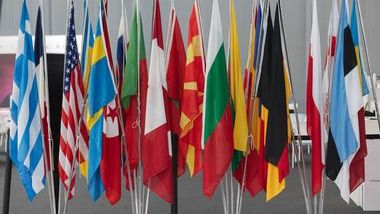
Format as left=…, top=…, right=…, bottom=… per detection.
left=2, top=130, right=11, bottom=214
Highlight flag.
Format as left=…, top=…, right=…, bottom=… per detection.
left=202, top=0, right=234, bottom=197
left=178, top=0, right=205, bottom=177
left=322, top=1, right=339, bottom=183
left=35, top=3, right=51, bottom=171
left=323, top=0, right=339, bottom=121
left=121, top=4, right=148, bottom=190
left=116, top=7, right=128, bottom=96
left=306, top=0, right=324, bottom=196
left=256, top=4, right=274, bottom=198
left=166, top=6, right=186, bottom=136
left=264, top=4, right=291, bottom=201
left=326, top=0, right=364, bottom=203
left=349, top=0, right=368, bottom=193
left=9, top=0, right=45, bottom=201
left=87, top=0, right=117, bottom=201
left=78, top=0, right=94, bottom=178
left=143, top=0, right=173, bottom=203
left=232, top=0, right=264, bottom=197
left=58, top=0, right=84, bottom=200
left=101, top=99, right=121, bottom=205
left=96, top=0, right=122, bottom=205
left=229, top=0, right=249, bottom=178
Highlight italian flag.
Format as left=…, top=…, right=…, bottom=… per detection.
left=202, top=0, right=234, bottom=198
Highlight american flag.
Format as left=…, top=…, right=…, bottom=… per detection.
left=58, top=0, right=85, bottom=199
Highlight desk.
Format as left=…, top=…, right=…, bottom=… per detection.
left=291, top=114, right=380, bottom=211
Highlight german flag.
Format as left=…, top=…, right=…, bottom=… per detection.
left=256, top=3, right=291, bottom=201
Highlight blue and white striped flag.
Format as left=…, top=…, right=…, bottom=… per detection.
left=9, top=0, right=45, bottom=201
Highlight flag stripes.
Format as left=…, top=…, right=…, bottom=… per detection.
left=59, top=0, right=85, bottom=199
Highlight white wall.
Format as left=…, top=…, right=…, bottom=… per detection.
left=1, top=0, right=379, bottom=112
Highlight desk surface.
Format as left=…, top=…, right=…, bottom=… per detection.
left=290, top=114, right=380, bottom=139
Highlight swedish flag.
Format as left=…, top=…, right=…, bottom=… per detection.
left=87, top=0, right=116, bottom=201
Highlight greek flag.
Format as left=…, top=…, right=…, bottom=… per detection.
left=9, top=0, right=45, bottom=201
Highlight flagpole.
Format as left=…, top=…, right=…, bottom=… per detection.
left=164, top=2, right=180, bottom=214
left=2, top=130, right=12, bottom=214
left=39, top=0, right=57, bottom=212
left=57, top=0, right=72, bottom=213
left=0, top=0, right=3, bottom=21
left=236, top=1, right=258, bottom=213
left=226, top=1, right=234, bottom=213
left=136, top=0, right=145, bottom=213
left=319, top=1, right=342, bottom=213
left=58, top=0, right=80, bottom=214
left=356, top=0, right=380, bottom=132
left=278, top=1, right=312, bottom=214
left=117, top=0, right=139, bottom=213
left=61, top=96, right=88, bottom=214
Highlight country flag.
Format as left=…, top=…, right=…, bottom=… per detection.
left=202, top=0, right=234, bottom=197
left=326, top=0, right=365, bottom=203
left=78, top=0, right=93, bottom=178
left=229, top=0, right=249, bottom=178
left=349, top=0, right=368, bottom=193
left=306, top=0, right=325, bottom=196
left=9, top=0, right=45, bottom=201
left=143, top=0, right=173, bottom=203
left=121, top=3, right=148, bottom=190
left=178, top=0, right=205, bottom=177
left=58, top=0, right=84, bottom=199
left=233, top=0, right=264, bottom=197
left=87, top=0, right=117, bottom=201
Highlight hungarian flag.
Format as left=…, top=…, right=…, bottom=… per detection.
left=229, top=0, right=249, bottom=177
left=233, top=0, right=263, bottom=197
left=261, top=4, right=292, bottom=201
left=306, top=0, right=325, bottom=196
left=143, top=0, right=173, bottom=203
left=166, top=5, right=186, bottom=136
left=202, top=0, right=234, bottom=197
left=121, top=4, right=148, bottom=190
left=178, top=0, right=205, bottom=177
left=326, top=0, right=365, bottom=203
left=349, top=0, right=368, bottom=193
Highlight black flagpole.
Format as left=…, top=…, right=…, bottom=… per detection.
left=0, top=0, right=3, bottom=21
left=171, top=134, right=178, bottom=214
left=2, top=130, right=12, bottom=214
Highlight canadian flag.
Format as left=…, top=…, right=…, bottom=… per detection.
left=100, top=100, right=121, bottom=205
